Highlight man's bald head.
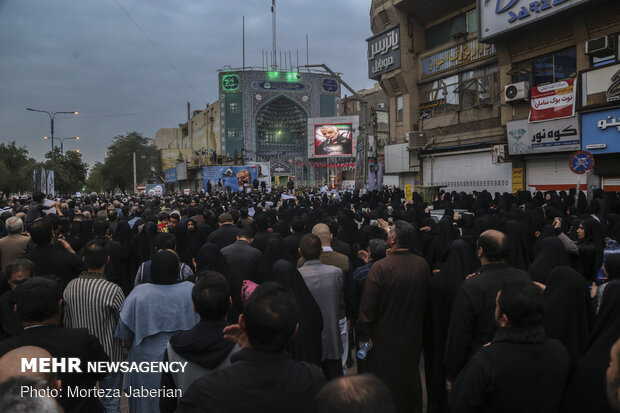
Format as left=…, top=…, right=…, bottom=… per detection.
left=0, top=346, right=57, bottom=386
left=313, top=373, right=394, bottom=413
left=312, top=223, right=331, bottom=246
left=477, top=229, right=509, bottom=263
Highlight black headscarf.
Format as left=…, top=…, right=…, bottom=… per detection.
left=150, top=249, right=180, bottom=285
left=424, top=239, right=477, bottom=413
left=562, top=280, right=620, bottom=412
left=543, top=266, right=594, bottom=360
left=271, top=259, right=323, bottom=366
left=256, top=238, right=293, bottom=284
left=529, top=237, right=571, bottom=284
left=195, top=243, right=239, bottom=323
left=504, top=220, right=532, bottom=271
left=137, top=221, right=157, bottom=264
left=181, top=218, right=202, bottom=267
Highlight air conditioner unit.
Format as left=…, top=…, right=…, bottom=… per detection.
left=407, top=132, right=425, bottom=150
left=585, top=35, right=614, bottom=56
left=504, top=81, right=530, bottom=103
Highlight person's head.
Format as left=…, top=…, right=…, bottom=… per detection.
left=0, top=346, right=58, bottom=387
left=606, top=254, right=620, bottom=281
left=92, top=219, right=110, bottom=238
left=312, top=223, right=331, bottom=246
left=150, top=249, right=180, bottom=285
left=290, top=216, right=305, bottom=234
left=186, top=219, right=196, bottom=232
left=495, top=280, right=544, bottom=329
left=5, top=216, right=23, bottom=235
left=387, top=220, right=414, bottom=249
left=83, top=238, right=109, bottom=271
left=192, top=271, right=231, bottom=320
left=32, top=192, right=45, bottom=203
left=238, top=227, right=256, bottom=243
left=168, top=214, right=179, bottom=231
left=607, top=337, right=620, bottom=412
left=218, top=213, right=233, bottom=226
left=237, top=170, right=251, bottom=186
left=300, top=233, right=322, bottom=261
left=240, top=282, right=299, bottom=353
left=29, top=219, right=53, bottom=245
left=477, top=229, right=509, bottom=263
left=13, top=278, right=62, bottom=326
left=369, top=238, right=389, bottom=262
left=313, top=373, right=395, bottom=413
left=5, top=259, right=35, bottom=290
left=154, top=232, right=177, bottom=251
left=0, top=376, right=62, bottom=412
left=320, top=126, right=339, bottom=140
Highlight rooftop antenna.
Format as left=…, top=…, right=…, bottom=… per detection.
left=271, top=0, right=277, bottom=69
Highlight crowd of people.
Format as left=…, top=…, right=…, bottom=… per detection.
left=0, top=185, right=619, bottom=413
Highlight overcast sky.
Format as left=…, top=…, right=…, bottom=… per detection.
left=0, top=0, right=374, bottom=169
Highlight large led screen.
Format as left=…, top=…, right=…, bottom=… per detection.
left=313, top=123, right=353, bottom=157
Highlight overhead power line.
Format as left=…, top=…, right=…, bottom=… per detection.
left=112, top=0, right=207, bottom=102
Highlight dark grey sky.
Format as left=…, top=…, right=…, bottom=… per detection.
left=0, top=0, right=374, bottom=168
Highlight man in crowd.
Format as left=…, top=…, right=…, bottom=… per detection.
left=221, top=227, right=262, bottom=283
left=444, top=229, right=530, bottom=386
left=449, top=280, right=571, bottom=412
left=0, top=216, right=31, bottom=272
left=298, top=233, right=343, bottom=380
left=177, top=282, right=325, bottom=412
left=356, top=220, right=431, bottom=413
left=0, top=277, right=109, bottom=413
left=63, top=238, right=125, bottom=413
left=207, top=213, right=240, bottom=249
left=160, top=271, right=239, bottom=413
left=0, top=258, right=35, bottom=340
left=284, top=216, right=305, bottom=262
left=313, top=374, right=395, bottom=413
left=23, top=218, right=83, bottom=289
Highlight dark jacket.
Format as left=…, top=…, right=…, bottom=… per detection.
left=449, top=328, right=571, bottom=413
left=206, top=224, right=239, bottom=250
left=22, top=243, right=84, bottom=289
left=221, top=239, right=262, bottom=284
left=444, top=262, right=530, bottom=381
left=284, top=233, right=304, bottom=262
left=0, top=324, right=109, bottom=413
left=0, top=290, right=22, bottom=340
left=176, top=348, right=325, bottom=413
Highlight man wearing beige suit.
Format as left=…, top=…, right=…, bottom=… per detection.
left=0, top=217, right=31, bottom=272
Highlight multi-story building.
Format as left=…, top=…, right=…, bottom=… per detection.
left=153, top=101, right=221, bottom=191
left=369, top=0, right=620, bottom=194
left=341, top=82, right=389, bottom=189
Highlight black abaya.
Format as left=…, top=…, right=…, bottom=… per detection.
left=529, top=237, right=571, bottom=284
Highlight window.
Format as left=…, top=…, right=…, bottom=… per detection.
left=396, top=96, right=403, bottom=121
left=419, top=66, right=498, bottom=118
left=532, top=47, right=576, bottom=86
left=229, top=102, right=241, bottom=115
left=425, top=10, right=477, bottom=50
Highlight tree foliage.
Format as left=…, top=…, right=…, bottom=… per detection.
left=43, top=148, right=89, bottom=194
left=0, top=141, right=37, bottom=194
left=94, top=132, right=159, bottom=193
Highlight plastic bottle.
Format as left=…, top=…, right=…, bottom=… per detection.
left=357, top=341, right=371, bottom=360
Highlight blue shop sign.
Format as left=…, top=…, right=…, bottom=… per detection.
left=164, top=168, right=177, bottom=183
left=582, top=108, right=620, bottom=154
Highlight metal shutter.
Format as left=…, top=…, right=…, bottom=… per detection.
left=422, top=150, right=512, bottom=193
left=525, top=156, right=577, bottom=191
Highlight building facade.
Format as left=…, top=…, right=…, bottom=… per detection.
left=369, top=0, right=620, bottom=193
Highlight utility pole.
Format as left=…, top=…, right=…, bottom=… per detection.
left=133, top=152, right=137, bottom=194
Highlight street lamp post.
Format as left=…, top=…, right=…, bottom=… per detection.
left=26, top=108, right=78, bottom=161
left=45, top=136, right=80, bottom=154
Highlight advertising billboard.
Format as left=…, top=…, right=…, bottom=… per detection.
left=145, top=184, right=165, bottom=196
left=248, top=162, right=271, bottom=189
left=202, top=165, right=258, bottom=192
left=529, top=78, right=576, bottom=123
left=507, top=117, right=580, bottom=155
left=307, top=116, right=359, bottom=158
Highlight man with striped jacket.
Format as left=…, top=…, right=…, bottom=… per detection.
left=64, top=238, right=125, bottom=413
